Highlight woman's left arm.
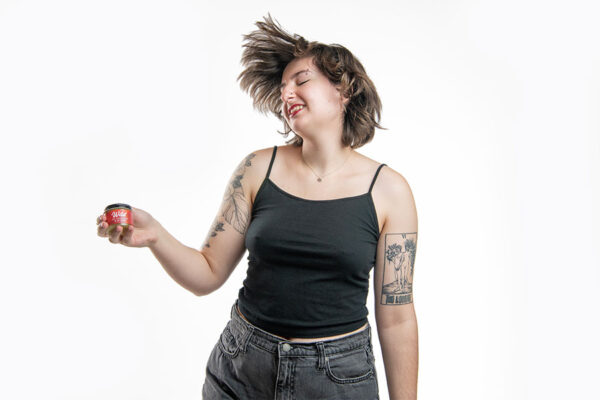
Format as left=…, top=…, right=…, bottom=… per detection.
left=372, top=170, right=419, bottom=400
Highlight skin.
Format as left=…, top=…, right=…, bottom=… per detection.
left=203, top=152, right=256, bottom=248
left=96, top=54, right=418, bottom=398
left=279, top=56, right=353, bottom=178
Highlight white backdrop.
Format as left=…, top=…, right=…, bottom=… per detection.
left=1, top=0, right=598, bottom=399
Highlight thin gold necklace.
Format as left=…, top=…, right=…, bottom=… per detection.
left=300, top=150, right=353, bottom=182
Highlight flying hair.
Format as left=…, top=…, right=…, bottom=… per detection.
left=237, top=13, right=386, bottom=149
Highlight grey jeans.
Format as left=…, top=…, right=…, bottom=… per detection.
left=202, top=300, right=379, bottom=399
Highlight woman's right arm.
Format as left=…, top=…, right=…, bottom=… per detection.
left=148, top=220, right=219, bottom=296
left=97, top=150, right=262, bottom=297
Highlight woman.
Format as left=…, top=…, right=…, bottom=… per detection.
left=96, top=14, right=418, bottom=400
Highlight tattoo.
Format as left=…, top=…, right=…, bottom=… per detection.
left=223, top=153, right=255, bottom=233
left=202, top=153, right=256, bottom=248
left=202, top=219, right=225, bottom=248
left=380, top=232, right=417, bottom=305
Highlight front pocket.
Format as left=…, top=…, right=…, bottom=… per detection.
left=324, top=347, right=374, bottom=384
left=217, top=321, right=241, bottom=358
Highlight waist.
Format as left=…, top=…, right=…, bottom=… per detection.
left=235, top=302, right=368, bottom=343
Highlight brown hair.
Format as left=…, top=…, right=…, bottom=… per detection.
left=237, top=13, right=387, bottom=149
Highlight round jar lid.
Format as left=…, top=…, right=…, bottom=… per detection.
left=104, top=203, right=132, bottom=211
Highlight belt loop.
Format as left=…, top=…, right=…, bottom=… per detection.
left=316, top=342, right=327, bottom=370
left=241, top=325, right=254, bottom=353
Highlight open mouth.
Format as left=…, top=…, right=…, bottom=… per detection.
left=289, top=105, right=305, bottom=117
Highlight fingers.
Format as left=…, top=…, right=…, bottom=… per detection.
left=122, top=225, right=134, bottom=244
left=97, top=214, right=108, bottom=237
left=108, top=225, right=124, bottom=244
left=97, top=213, right=126, bottom=244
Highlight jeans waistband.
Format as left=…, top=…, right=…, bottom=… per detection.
left=227, top=300, right=372, bottom=359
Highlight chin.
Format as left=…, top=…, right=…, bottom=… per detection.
left=289, top=118, right=312, bottom=132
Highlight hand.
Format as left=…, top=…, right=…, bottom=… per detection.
left=97, top=207, right=159, bottom=248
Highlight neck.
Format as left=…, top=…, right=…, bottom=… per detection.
left=299, top=140, right=354, bottom=177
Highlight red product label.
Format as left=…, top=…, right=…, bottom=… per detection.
left=105, top=208, right=133, bottom=225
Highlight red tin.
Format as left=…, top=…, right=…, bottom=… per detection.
left=104, top=203, right=132, bottom=234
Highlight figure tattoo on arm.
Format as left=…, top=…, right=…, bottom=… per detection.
left=202, top=153, right=256, bottom=248
left=380, top=232, right=417, bottom=305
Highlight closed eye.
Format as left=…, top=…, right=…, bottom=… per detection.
left=279, top=80, right=309, bottom=94
left=279, top=80, right=309, bottom=101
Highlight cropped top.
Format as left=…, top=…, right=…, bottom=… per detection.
left=238, top=145, right=386, bottom=338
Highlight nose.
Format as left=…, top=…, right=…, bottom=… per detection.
left=281, top=85, right=295, bottom=103
left=281, top=94, right=295, bottom=115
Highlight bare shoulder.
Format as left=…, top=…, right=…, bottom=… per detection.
left=237, top=145, right=278, bottom=205
left=357, top=153, right=416, bottom=229
left=377, top=165, right=417, bottom=230
left=355, top=152, right=413, bottom=197
left=377, top=164, right=414, bottom=199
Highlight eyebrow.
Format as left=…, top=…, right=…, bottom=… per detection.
left=279, top=69, right=311, bottom=90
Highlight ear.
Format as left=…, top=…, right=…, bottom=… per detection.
left=333, top=82, right=351, bottom=114
left=336, top=86, right=350, bottom=106
left=340, top=93, right=350, bottom=114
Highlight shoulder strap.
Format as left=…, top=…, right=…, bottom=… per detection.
left=368, top=163, right=386, bottom=193
left=265, top=145, right=278, bottom=179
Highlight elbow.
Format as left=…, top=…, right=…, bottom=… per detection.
left=194, top=288, right=209, bottom=297
left=376, top=316, right=418, bottom=334
left=193, top=282, right=223, bottom=297
left=193, top=255, right=222, bottom=296
left=193, top=284, right=219, bottom=297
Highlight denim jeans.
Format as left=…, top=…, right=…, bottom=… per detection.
left=202, top=300, right=379, bottom=399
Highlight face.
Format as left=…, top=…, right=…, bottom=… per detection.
left=279, top=56, right=349, bottom=133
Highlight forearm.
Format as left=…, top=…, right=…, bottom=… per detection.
left=378, top=319, right=419, bottom=400
left=148, top=221, right=217, bottom=296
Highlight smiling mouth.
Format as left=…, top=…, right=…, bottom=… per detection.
left=290, top=105, right=305, bottom=117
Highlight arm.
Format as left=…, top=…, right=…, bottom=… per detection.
left=149, top=151, right=259, bottom=296
left=373, top=170, right=419, bottom=400
left=149, top=221, right=218, bottom=296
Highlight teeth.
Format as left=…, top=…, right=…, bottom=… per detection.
left=290, top=105, right=304, bottom=114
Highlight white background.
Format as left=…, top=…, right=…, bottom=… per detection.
left=1, top=0, right=598, bottom=399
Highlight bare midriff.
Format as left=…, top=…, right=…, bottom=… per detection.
left=236, top=305, right=368, bottom=343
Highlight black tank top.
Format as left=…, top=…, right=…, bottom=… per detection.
left=238, top=145, right=386, bottom=338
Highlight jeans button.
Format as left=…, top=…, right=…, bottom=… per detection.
left=282, top=343, right=292, bottom=352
